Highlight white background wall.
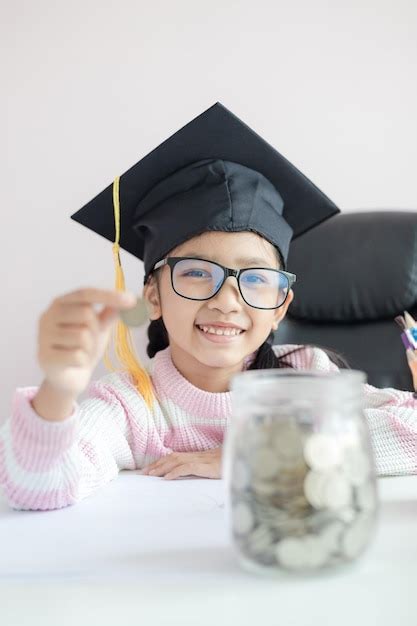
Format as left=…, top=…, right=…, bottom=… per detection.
left=1, top=0, right=417, bottom=423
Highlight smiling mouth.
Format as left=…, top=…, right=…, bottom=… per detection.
left=195, top=324, right=245, bottom=337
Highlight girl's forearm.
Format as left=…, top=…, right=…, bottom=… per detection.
left=31, top=380, right=78, bottom=422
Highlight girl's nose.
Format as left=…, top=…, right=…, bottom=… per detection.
left=207, top=276, right=242, bottom=311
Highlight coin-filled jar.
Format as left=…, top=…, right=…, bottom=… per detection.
left=224, top=368, right=378, bottom=575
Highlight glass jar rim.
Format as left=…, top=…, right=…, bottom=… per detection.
left=231, top=367, right=366, bottom=391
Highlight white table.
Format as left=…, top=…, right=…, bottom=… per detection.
left=0, top=473, right=416, bottom=626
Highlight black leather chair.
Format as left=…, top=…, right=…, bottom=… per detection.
left=277, top=211, right=417, bottom=391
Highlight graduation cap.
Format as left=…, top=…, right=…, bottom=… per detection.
left=71, top=102, right=339, bottom=278
left=70, top=102, right=339, bottom=406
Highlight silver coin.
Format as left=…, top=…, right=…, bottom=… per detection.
left=336, top=507, right=357, bottom=524
left=243, top=423, right=271, bottom=449
left=303, top=534, right=330, bottom=568
left=273, top=422, right=304, bottom=463
left=304, top=433, right=342, bottom=471
left=231, top=419, right=375, bottom=572
left=341, top=514, right=374, bottom=559
left=254, top=500, right=288, bottom=518
left=275, top=536, right=307, bottom=570
left=251, top=446, right=281, bottom=480
left=268, top=514, right=308, bottom=539
left=251, top=479, right=282, bottom=500
left=319, top=520, right=345, bottom=554
left=321, top=472, right=351, bottom=510
left=233, top=501, right=255, bottom=535
left=303, top=470, right=328, bottom=509
left=275, top=534, right=329, bottom=570
left=246, top=524, right=275, bottom=554
left=275, top=461, right=307, bottom=481
left=269, top=489, right=308, bottom=512
left=343, top=447, right=371, bottom=486
left=118, top=298, right=148, bottom=327
left=284, top=493, right=310, bottom=511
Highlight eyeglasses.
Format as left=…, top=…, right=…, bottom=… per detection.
left=152, top=257, right=296, bottom=310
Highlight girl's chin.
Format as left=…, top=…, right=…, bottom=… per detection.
left=192, top=346, right=247, bottom=369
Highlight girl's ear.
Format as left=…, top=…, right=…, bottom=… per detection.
left=143, top=277, right=162, bottom=320
left=271, top=288, right=294, bottom=331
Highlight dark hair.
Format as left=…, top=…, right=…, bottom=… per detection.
left=146, top=317, right=349, bottom=370
left=147, top=317, right=169, bottom=359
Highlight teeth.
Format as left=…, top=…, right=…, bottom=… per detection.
left=197, top=325, right=243, bottom=336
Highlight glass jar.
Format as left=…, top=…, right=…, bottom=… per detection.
left=223, top=369, right=378, bottom=575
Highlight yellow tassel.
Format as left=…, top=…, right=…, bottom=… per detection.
left=103, top=176, right=155, bottom=409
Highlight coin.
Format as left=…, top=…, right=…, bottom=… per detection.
left=336, top=507, right=356, bottom=524
left=251, top=479, right=282, bottom=500
left=273, top=422, right=304, bottom=463
left=321, top=472, right=351, bottom=510
left=241, top=423, right=271, bottom=450
left=251, top=446, right=281, bottom=480
left=230, top=417, right=376, bottom=573
left=118, top=298, right=148, bottom=326
left=303, top=470, right=328, bottom=509
left=254, top=503, right=288, bottom=524
left=341, top=514, right=374, bottom=559
left=275, top=536, right=307, bottom=570
left=304, top=433, right=342, bottom=471
left=304, top=469, right=351, bottom=510
left=233, top=501, right=255, bottom=535
left=303, top=534, right=330, bottom=568
left=319, top=520, right=345, bottom=554
left=246, top=523, right=275, bottom=554
left=275, top=534, right=329, bottom=570
left=343, top=447, right=371, bottom=486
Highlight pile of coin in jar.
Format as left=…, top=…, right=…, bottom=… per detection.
left=230, top=415, right=378, bottom=572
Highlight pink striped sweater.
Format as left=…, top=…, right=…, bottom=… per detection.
left=1, top=344, right=417, bottom=511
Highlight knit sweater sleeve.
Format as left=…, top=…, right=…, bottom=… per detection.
left=273, top=344, right=417, bottom=476
left=0, top=373, right=149, bottom=511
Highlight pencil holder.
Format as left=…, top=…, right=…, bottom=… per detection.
left=224, top=369, right=378, bottom=575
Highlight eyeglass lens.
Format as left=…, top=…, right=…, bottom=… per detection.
left=172, top=259, right=289, bottom=308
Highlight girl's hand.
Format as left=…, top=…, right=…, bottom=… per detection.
left=142, top=448, right=222, bottom=479
left=37, top=287, right=137, bottom=397
left=406, top=349, right=417, bottom=392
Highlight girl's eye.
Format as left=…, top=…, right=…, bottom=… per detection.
left=242, top=273, right=267, bottom=285
left=182, top=269, right=211, bottom=278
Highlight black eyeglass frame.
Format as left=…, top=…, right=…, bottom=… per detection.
left=151, top=256, right=296, bottom=310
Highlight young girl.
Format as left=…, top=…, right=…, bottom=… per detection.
left=1, top=103, right=416, bottom=511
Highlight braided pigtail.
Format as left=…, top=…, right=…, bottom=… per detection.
left=146, top=317, right=169, bottom=358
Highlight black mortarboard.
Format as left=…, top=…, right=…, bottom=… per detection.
left=71, top=102, right=339, bottom=282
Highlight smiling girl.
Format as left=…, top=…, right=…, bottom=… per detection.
left=1, top=103, right=416, bottom=511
